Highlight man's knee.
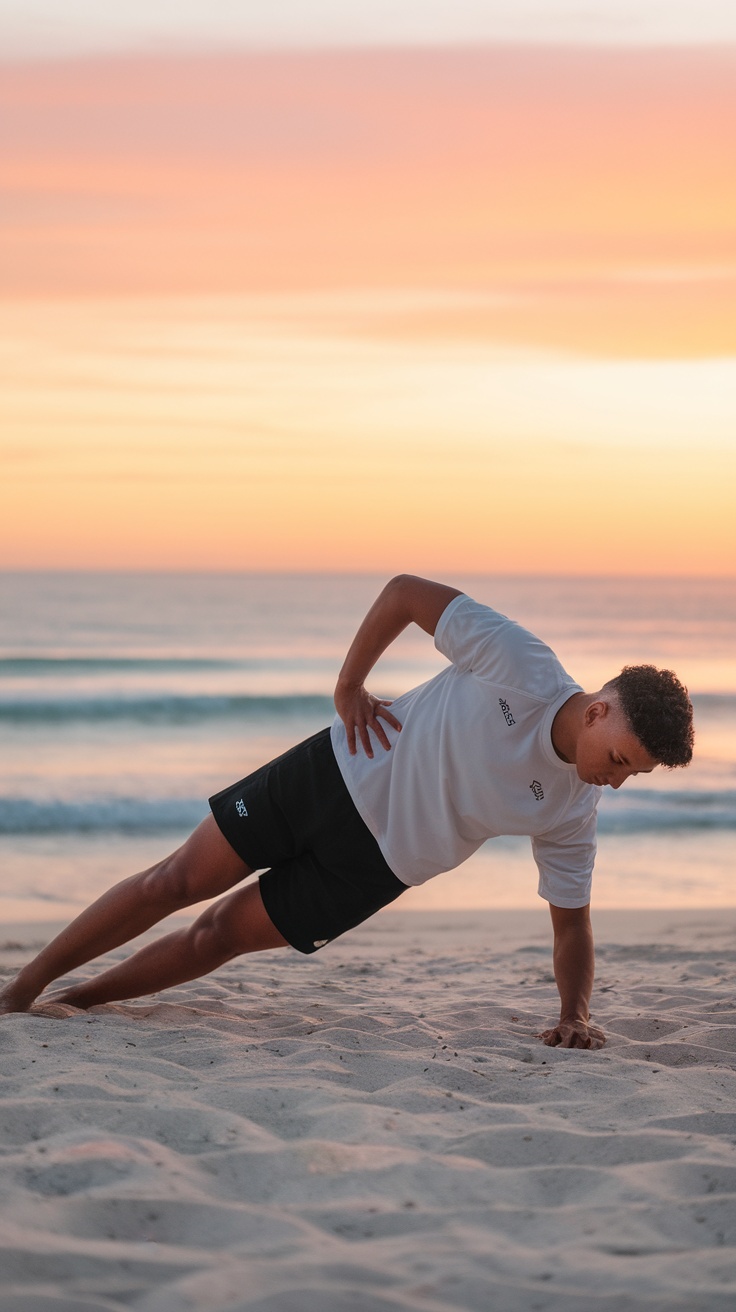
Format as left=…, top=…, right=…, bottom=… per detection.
left=185, top=900, right=242, bottom=964
left=202, top=884, right=290, bottom=956
left=138, top=852, right=191, bottom=910
left=140, top=819, right=253, bottom=909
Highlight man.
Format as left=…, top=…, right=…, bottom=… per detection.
left=0, top=575, right=694, bottom=1048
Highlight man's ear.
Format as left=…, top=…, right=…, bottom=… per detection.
left=584, top=699, right=610, bottom=726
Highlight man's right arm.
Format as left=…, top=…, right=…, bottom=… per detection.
left=537, top=903, right=606, bottom=1049
left=335, top=574, right=462, bottom=757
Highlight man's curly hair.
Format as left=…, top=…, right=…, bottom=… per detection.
left=603, top=665, right=694, bottom=768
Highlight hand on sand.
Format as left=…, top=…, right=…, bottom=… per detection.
left=537, top=1019, right=606, bottom=1049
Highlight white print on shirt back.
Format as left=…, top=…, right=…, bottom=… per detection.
left=235, top=798, right=248, bottom=818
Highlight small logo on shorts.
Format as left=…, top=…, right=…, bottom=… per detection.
left=529, top=780, right=545, bottom=802
left=313, top=939, right=329, bottom=949
left=235, top=798, right=248, bottom=818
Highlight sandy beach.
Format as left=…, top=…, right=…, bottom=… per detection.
left=0, top=907, right=735, bottom=1310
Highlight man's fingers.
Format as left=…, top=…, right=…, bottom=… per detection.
left=554, top=1027, right=585, bottom=1049
left=553, top=1030, right=584, bottom=1048
left=372, top=721, right=391, bottom=751
left=359, top=722, right=374, bottom=758
left=370, top=707, right=393, bottom=751
left=537, top=1024, right=606, bottom=1050
left=369, top=702, right=402, bottom=751
left=340, top=697, right=402, bottom=758
left=376, top=705, right=402, bottom=734
left=562, top=1030, right=588, bottom=1049
left=537, top=1028, right=560, bottom=1046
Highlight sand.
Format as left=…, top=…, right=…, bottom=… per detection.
left=1, top=906, right=736, bottom=1311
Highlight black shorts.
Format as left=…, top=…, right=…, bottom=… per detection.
left=208, top=728, right=407, bottom=954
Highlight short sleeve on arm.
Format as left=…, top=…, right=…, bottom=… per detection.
left=532, top=809, right=597, bottom=909
left=434, top=594, right=523, bottom=682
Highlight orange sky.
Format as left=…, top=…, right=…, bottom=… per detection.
left=1, top=48, right=735, bottom=572
left=3, top=49, right=736, bottom=340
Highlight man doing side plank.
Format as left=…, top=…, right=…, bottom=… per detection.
left=0, top=576, right=694, bottom=1048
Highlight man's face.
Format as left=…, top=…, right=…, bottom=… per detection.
left=575, top=700, right=658, bottom=789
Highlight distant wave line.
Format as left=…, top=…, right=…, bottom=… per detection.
left=0, top=661, right=733, bottom=708
left=0, top=656, right=317, bottom=674
left=1, top=792, right=734, bottom=836
left=1, top=688, right=734, bottom=725
left=0, top=693, right=335, bottom=722
left=595, top=787, right=736, bottom=834
left=0, top=798, right=209, bottom=835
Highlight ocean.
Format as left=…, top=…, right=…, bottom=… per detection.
left=1, top=572, right=734, bottom=923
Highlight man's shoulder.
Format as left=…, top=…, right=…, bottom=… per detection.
left=436, top=594, right=574, bottom=700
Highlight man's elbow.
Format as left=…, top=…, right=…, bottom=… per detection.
left=383, top=574, right=462, bottom=637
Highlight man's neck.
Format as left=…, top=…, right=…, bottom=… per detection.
left=551, top=691, right=590, bottom=763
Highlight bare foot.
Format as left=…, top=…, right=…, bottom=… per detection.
left=29, top=1001, right=86, bottom=1019
left=38, top=986, right=88, bottom=1009
left=1, top=983, right=87, bottom=1017
left=0, top=988, right=35, bottom=1015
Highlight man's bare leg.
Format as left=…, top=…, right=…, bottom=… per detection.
left=47, top=881, right=288, bottom=1010
left=0, top=816, right=268, bottom=1013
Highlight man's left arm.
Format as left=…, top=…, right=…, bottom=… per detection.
left=537, top=903, right=606, bottom=1049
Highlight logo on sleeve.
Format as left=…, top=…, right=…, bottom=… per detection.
left=499, top=697, right=516, bottom=726
left=529, top=780, right=545, bottom=802
left=235, top=798, right=249, bottom=818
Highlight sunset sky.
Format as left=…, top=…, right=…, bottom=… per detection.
left=1, top=2, right=734, bottom=574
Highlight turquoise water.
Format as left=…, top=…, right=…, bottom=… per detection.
left=1, top=572, right=734, bottom=919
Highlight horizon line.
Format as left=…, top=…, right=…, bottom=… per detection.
left=2, top=568, right=734, bottom=582
left=3, top=39, right=736, bottom=67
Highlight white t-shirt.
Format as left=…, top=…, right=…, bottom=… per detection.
left=330, top=593, right=600, bottom=908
